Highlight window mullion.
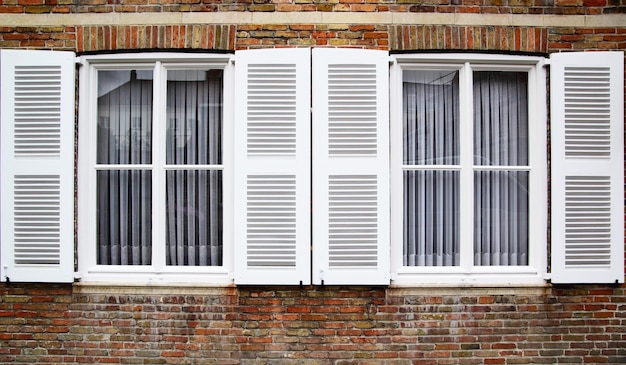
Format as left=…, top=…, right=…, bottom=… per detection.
left=152, top=61, right=166, bottom=271
left=527, top=63, right=547, bottom=273
left=86, top=65, right=99, bottom=270
left=459, top=62, right=474, bottom=273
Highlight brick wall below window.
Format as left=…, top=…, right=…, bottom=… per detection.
left=1, top=284, right=625, bottom=364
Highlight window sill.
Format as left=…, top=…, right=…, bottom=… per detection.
left=76, top=269, right=233, bottom=287
left=72, top=281, right=237, bottom=295
left=391, top=270, right=547, bottom=288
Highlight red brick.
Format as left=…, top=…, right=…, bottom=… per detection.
left=2, top=33, right=28, bottom=40
left=286, top=306, right=310, bottom=313
left=0, top=6, right=24, bottom=12
left=363, top=31, right=387, bottom=39
left=161, top=351, right=185, bottom=357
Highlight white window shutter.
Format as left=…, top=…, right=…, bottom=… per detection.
left=0, top=50, right=76, bottom=283
left=312, top=48, right=390, bottom=285
left=550, top=51, right=624, bottom=284
left=233, top=48, right=311, bottom=285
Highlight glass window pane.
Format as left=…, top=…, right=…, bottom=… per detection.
left=473, top=71, right=528, bottom=166
left=97, top=70, right=153, bottom=165
left=166, top=70, right=223, bottom=165
left=474, top=171, right=529, bottom=266
left=97, top=170, right=152, bottom=265
left=403, top=70, right=460, bottom=165
left=404, top=170, right=460, bottom=266
left=166, top=170, right=223, bottom=266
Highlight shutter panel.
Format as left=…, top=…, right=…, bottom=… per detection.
left=550, top=51, right=624, bottom=284
left=312, top=48, right=390, bottom=285
left=0, top=50, right=75, bottom=283
left=234, top=48, right=311, bottom=285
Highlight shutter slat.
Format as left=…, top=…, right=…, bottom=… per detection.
left=550, top=51, right=624, bottom=284
left=328, top=175, right=379, bottom=268
left=246, top=175, right=298, bottom=268
left=1, top=49, right=75, bottom=283
left=312, top=48, right=390, bottom=285
left=563, top=66, right=612, bottom=159
left=246, top=61, right=298, bottom=157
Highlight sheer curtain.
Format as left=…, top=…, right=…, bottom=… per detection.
left=96, top=69, right=223, bottom=267
left=403, top=70, right=460, bottom=266
left=97, top=70, right=153, bottom=265
left=403, top=70, right=529, bottom=267
left=473, top=71, right=529, bottom=266
left=165, top=70, right=223, bottom=266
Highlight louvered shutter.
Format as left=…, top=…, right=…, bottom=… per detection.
left=550, top=51, right=624, bottom=284
left=312, top=48, right=390, bottom=285
left=233, top=48, right=311, bottom=285
left=0, top=50, right=75, bottom=283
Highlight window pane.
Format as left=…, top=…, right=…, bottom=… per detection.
left=474, top=171, right=529, bottom=266
left=166, top=70, right=223, bottom=165
left=97, top=170, right=152, bottom=265
left=97, top=70, right=153, bottom=164
left=404, top=170, right=460, bottom=266
left=473, top=71, right=528, bottom=166
left=166, top=170, right=223, bottom=266
left=403, top=70, right=459, bottom=165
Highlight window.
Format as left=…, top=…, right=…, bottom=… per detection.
left=77, top=54, right=234, bottom=284
left=1, top=49, right=622, bottom=285
left=390, top=55, right=548, bottom=285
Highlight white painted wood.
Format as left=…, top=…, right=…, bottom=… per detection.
left=312, top=48, right=390, bottom=285
left=389, top=54, right=547, bottom=286
left=1, top=50, right=76, bottom=283
left=550, top=51, right=624, bottom=284
left=234, top=48, right=312, bottom=285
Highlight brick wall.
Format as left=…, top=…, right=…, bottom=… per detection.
left=0, top=25, right=75, bottom=49
left=0, top=0, right=624, bottom=15
left=0, top=1, right=624, bottom=364
left=1, top=284, right=625, bottom=364
left=2, top=21, right=625, bottom=53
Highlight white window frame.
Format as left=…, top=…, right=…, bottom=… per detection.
left=389, top=53, right=548, bottom=286
left=77, top=53, right=234, bottom=285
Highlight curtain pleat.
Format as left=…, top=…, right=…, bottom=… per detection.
left=208, top=78, right=222, bottom=266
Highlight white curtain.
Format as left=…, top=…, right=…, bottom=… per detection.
left=473, top=71, right=528, bottom=266
left=97, top=70, right=153, bottom=265
left=403, top=70, right=460, bottom=266
left=96, top=69, right=223, bottom=266
left=403, top=70, right=529, bottom=267
left=165, top=70, right=223, bottom=266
